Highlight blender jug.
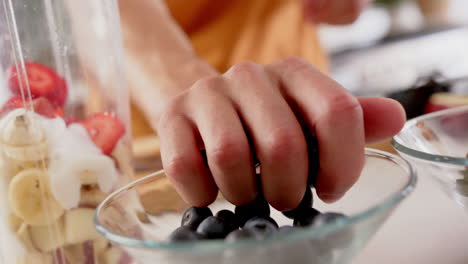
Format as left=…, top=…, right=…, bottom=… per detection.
left=0, top=0, right=134, bottom=263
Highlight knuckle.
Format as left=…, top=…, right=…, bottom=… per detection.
left=324, top=92, right=361, bottom=119
left=264, top=128, right=303, bottom=162
left=157, top=97, right=185, bottom=130
left=163, top=154, right=192, bottom=182
left=192, top=76, right=224, bottom=93
left=209, top=137, right=248, bottom=170
left=346, top=1, right=363, bottom=23
left=274, top=56, right=319, bottom=80
left=281, top=56, right=309, bottom=67
left=227, top=61, right=261, bottom=77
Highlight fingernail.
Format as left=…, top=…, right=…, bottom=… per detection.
left=318, top=193, right=344, bottom=203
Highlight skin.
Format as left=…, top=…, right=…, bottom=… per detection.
left=120, top=0, right=406, bottom=211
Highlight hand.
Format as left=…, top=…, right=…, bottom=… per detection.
left=302, top=0, right=372, bottom=25
left=157, top=57, right=405, bottom=211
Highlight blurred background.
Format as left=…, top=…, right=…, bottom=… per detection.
left=322, top=0, right=468, bottom=120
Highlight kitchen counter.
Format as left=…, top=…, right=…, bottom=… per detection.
left=354, top=172, right=468, bottom=264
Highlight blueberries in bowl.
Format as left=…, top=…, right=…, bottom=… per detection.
left=283, top=187, right=313, bottom=219
left=235, top=195, right=270, bottom=227
left=225, top=229, right=257, bottom=242
left=181, top=207, right=213, bottom=230
left=215, top=209, right=239, bottom=232
left=167, top=142, right=353, bottom=247
left=196, top=216, right=232, bottom=239
left=293, top=207, right=321, bottom=227
left=244, top=217, right=278, bottom=238
left=168, top=226, right=203, bottom=242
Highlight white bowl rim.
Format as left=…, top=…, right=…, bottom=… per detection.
left=392, top=105, right=468, bottom=167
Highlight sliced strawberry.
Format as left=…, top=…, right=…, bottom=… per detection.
left=81, top=113, right=125, bottom=155
left=8, top=62, right=68, bottom=107
left=0, top=96, right=61, bottom=118
left=0, top=97, right=24, bottom=116
left=32, top=97, right=58, bottom=118
left=65, top=115, right=78, bottom=125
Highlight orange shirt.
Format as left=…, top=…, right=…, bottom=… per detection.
left=165, top=0, right=329, bottom=73
left=131, top=0, right=328, bottom=137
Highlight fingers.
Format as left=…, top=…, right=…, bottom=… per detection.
left=224, top=62, right=308, bottom=211
left=358, top=97, right=406, bottom=144
left=158, top=99, right=218, bottom=207
left=302, top=0, right=371, bottom=25
left=267, top=57, right=365, bottom=203
left=187, top=77, right=257, bottom=206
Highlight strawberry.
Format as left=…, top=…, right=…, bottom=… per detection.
left=31, top=97, right=58, bottom=118
left=8, top=62, right=68, bottom=107
left=81, top=113, right=125, bottom=155
left=0, top=97, right=24, bottom=116
left=0, top=96, right=61, bottom=118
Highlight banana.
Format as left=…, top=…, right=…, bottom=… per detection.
left=93, top=237, right=109, bottom=254
left=16, top=252, right=52, bottom=264
left=99, top=246, right=123, bottom=264
left=8, top=168, right=64, bottom=226
left=80, top=185, right=108, bottom=207
left=64, top=208, right=101, bottom=244
left=49, top=151, right=119, bottom=209
left=16, top=223, right=37, bottom=252
left=63, top=244, right=83, bottom=263
left=9, top=213, right=23, bottom=232
left=80, top=171, right=98, bottom=185
left=29, top=218, right=66, bottom=252
left=0, top=110, right=48, bottom=161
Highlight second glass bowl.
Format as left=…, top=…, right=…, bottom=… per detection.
left=392, top=106, right=468, bottom=211
left=95, top=148, right=416, bottom=264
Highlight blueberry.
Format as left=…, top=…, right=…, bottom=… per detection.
left=306, top=135, right=320, bottom=187
left=243, top=217, right=277, bottom=238
left=282, top=188, right=313, bottom=219
left=225, top=229, right=256, bottom=242
left=168, top=226, right=202, bottom=242
left=312, top=212, right=352, bottom=249
left=311, top=212, right=347, bottom=228
left=196, top=216, right=231, bottom=239
left=235, top=195, right=270, bottom=226
left=181, top=207, right=213, bottom=230
left=215, top=209, right=239, bottom=232
left=277, top=225, right=294, bottom=234
left=293, top=207, right=321, bottom=227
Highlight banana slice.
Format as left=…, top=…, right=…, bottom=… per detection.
left=16, top=223, right=37, bottom=252
left=99, top=247, right=123, bottom=264
left=16, top=252, right=52, bottom=264
left=9, top=213, right=23, bottom=232
left=49, top=154, right=118, bottom=209
left=94, top=237, right=109, bottom=254
left=64, top=208, right=101, bottom=244
left=80, top=171, right=98, bottom=185
left=8, top=168, right=64, bottom=226
left=0, top=110, right=48, bottom=161
left=80, top=185, right=108, bottom=207
left=29, top=218, right=66, bottom=252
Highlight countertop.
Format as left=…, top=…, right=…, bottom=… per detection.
left=354, top=172, right=468, bottom=264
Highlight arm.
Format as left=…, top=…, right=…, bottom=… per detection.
left=118, top=0, right=217, bottom=128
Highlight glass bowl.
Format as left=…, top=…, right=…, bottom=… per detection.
left=95, top=149, right=416, bottom=264
left=392, top=105, right=468, bottom=211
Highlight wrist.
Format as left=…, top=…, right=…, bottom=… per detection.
left=127, top=54, right=217, bottom=130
